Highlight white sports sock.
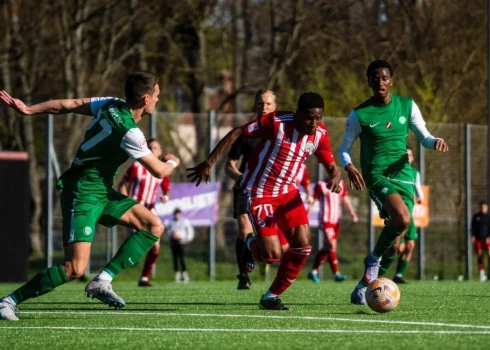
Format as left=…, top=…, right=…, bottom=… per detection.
left=262, top=290, right=278, bottom=300
left=95, top=270, right=113, bottom=282
left=3, top=295, right=17, bottom=306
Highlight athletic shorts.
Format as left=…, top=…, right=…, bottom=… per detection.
left=248, top=190, right=309, bottom=239
left=233, top=186, right=249, bottom=218
left=322, top=222, right=340, bottom=241
left=401, top=218, right=418, bottom=243
left=474, top=239, right=490, bottom=252
left=60, top=188, right=137, bottom=245
left=369, top=177, right=415, bottom=222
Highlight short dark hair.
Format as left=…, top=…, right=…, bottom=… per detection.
left=125, top=72, right=159, bottom=106
left=367, top=60, right=393, bottom=78
left=479, top=200, right=487, bottom=206
left=174, top=208, right=182, bottom=215
left=407, top=146, right=413, bottom=151
left=297, top=92, right=324, bottom=111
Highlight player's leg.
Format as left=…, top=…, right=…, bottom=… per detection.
left=473, top=240, right=486, bottom=282
left=308, top=226, right=328, bottom=283
left=139, top=239, right=160, bottom=287
left=86, top=192, right=162, bottom=306
left=352, top=181, right=412, bottom=305
left=234, top=187, right=254, bottom=289
left=393, top=237, right=415, bottom=284
left=1, top=195, right=100, bottom=320
left=170, top=239, right=181, bottom=282
left=485, top=239, right=490, bottom=280
left=259, top=192, right=311, bottom=310
left=179, top=244, right=190, bottom=283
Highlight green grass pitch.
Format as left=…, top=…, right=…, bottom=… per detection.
left=0, top=280, right=488, bottom=349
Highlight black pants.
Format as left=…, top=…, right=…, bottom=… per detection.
left=170, top=239, right=187, bottom=272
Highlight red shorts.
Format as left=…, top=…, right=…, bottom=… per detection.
left=249, top=190, right=309, bottom=241
left=322, top=222, right=340, bottom=240
left=474, top=239, right=490, bottom=252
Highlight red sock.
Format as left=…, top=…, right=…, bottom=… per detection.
left=269, top=246, right=311, bottom=296
left=312, top=248, right=328, bottom=270
left=250, top=239, right=265, bottom=263
left=328, top=250, right=339, bottom=274
left=478, top=255, right=484, bottom=272
left=141, top=245, right=160, bottom=279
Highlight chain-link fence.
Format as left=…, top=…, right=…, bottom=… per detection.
left=46, top=112, right=488, bottom=282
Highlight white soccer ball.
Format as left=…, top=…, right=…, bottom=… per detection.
left=365, top=277, right=400, bottom=313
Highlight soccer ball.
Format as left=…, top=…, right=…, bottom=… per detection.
left=365, top=277, right=400, bottom=313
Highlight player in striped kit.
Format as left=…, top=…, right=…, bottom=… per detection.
left=188, top=92, right=342, bottom=310
left=295, top=163, right=314, bottom=206
left=119, top=138, right=170, bottom=287
left=307, top=177, right=358, bottom=283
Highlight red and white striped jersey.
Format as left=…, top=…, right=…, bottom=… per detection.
left=294, top=164, right=310, bottom=188
left=123, top=162, right=170, bottom=209
left=314, top=179, right=347, bottom=224
left=240, top=111, right=334, bottom=198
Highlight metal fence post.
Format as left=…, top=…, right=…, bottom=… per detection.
left=417, top=142, right=426, bottom=280
left=208, top=110, right=216, bottom=281
left=464, top=124, right=472, bottom=280
left=45, top=114, right=53, bottom=268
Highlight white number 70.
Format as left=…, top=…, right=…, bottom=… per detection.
left=253, top=204, right=274, bottom=218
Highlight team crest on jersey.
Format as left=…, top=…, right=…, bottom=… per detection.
left=305, top=141, right=315, bottom=152
left=247, top=122, right=259, bottom=133
left=399, top=116, right=406, bottom=124
left=386, top=122, right=392, bottom=129
left=258, top=220, right=266, bottom=227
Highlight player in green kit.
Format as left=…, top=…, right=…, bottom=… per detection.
left=0, top=72, right=179, bottom=321
left=338, top=60, right=448, bottom=305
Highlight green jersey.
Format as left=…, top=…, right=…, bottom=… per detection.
left=57, top=97, right=151, bottom=196
left=339, top=93, right=439, bottom=187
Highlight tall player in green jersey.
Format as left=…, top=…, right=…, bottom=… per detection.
left=0, top=73, right=179, bottom=321
left=339, top=60, right=448, bottom=305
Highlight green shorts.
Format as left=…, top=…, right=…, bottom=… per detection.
left=60, top=188, right=137, bottom=245
left=369, top=177, right=414, bottom=223
left=401, top=218, right=418, bottom=243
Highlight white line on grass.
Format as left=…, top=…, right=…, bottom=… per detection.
left=20, top=311, right=490, bottom=330
left=0, top=326, right=490, bottom=335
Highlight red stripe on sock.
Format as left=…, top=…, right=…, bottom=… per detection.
left=328, top=250, right=339, bottom=274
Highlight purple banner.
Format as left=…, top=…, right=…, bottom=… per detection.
left=154, top=182, right=221, bottom=227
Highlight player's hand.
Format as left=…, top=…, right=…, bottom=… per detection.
left=306, top=196, right=314, bottom=205
left=352, top=215, right=359, bottom=223
left=187, top=161, right=211, bottom=186
left=471, top=236, right=475, bottom=244
left=345, top=163, right=365, bottom=191
left=326, top=163, right=342, bottom=194
left=160, top=194, right=170, bottom=203
left=0, top=90, right=31, bottom=115
left=164, top=154, right=180, bottom=167
left=434, top=139, right=449, bottom=152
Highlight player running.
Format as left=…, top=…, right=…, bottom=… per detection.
left=119, top=138, right=171, bottom=287
left=307, top=176, right=358, bottom=283
left=339, top=60, right=448, bottom=305
left=188, top=92, right=342, bottom=310
left=471, top=201, right=490, bottom=282
left=0, top=72, right=179, bottom=321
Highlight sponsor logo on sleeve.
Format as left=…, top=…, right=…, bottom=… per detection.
left=140, top=139, right=147, bottom=149
left=247, top=122, right=259, bottom=133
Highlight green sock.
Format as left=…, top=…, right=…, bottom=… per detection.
left=373, top=221, right=402, bottom=258
left=11, top=264, right=70, bottom=305
left=395, top=259, right=409, bottom=276
left=379, top=254, right=397, bottom=276
left=103, top=230, right=158, bottom=278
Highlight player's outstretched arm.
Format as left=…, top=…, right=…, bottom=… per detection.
left=187, top=126, right=243, bottom=186
left=139, top=153, right=180, bottom=179
left=323, top=162, right=342, bottom=193
left=409, top=101, right=449, bottom=152
left=0, top=90, right=93, bottom=116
